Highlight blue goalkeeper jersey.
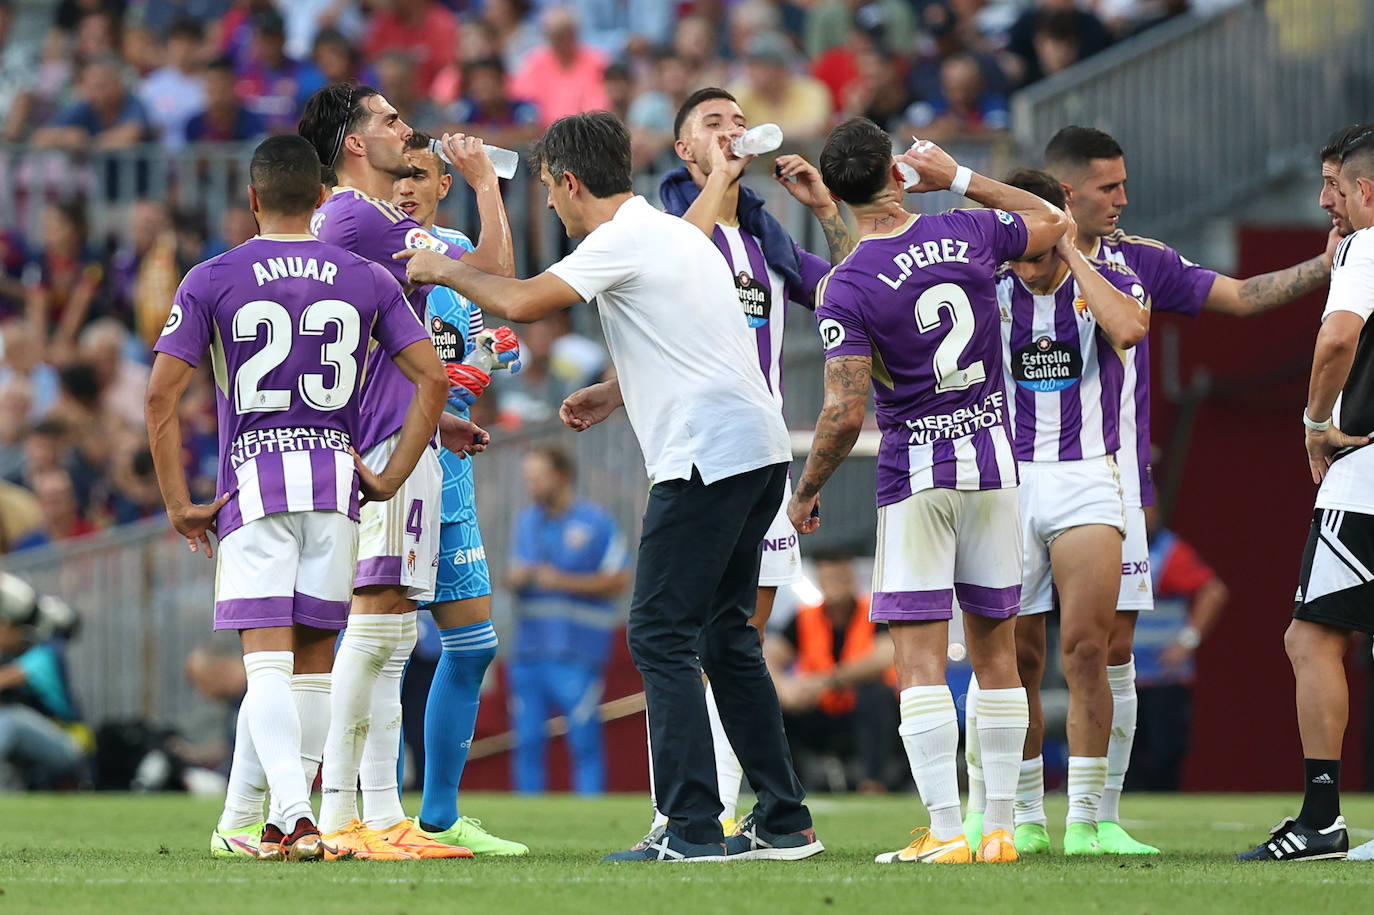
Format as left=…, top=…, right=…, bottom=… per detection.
left=427, top=224, right=485, bottom=525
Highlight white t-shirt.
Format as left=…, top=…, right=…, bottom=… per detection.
left=1316, top=227, right=1374, bottom=515
left=547, top=195, right=791, bottom=485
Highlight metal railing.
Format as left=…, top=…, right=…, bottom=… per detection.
left=1011, top=0, right=1374, bottom=239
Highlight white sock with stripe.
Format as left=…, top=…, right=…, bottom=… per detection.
left=976, top=687, right=1029, bottom=837
left=362, top=610, right=417, bottom=831
left=898, top=686, right=962, bottom=842
left=705, top=680, right=745, bottom=823
left=1100, top=656, right=1137, bottom=824
left=1067, top=756, right=1109, bottom=827
left=1014, top=755, right=1047, bottom=828
left=241, top=651, right=311, bottom=828
left=964, top=671, right=985, bottom=815
left=320, top=613, right=403, bottom=835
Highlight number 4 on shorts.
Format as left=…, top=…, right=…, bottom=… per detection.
left=406, top=500, right=423, bottom=542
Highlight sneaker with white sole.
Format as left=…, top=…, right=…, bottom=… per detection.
left=1236, top=816, right=1348, bottom=861
left=602, top=827, right=728, bottom=862
left=723, top=812, right=825, bottom=861
left=875, top=827, right=972, bottom=864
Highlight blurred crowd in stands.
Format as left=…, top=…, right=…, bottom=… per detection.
left=0, top=0, right=1240, bottom=555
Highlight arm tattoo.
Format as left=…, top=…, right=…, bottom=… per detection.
left=817, top=210, right=856, bottom=262
left=796, top=355, right=870, bottom=499
left=1238, top=254, right=1328, bottom=314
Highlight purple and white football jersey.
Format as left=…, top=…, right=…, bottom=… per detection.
left=815, top=208, right=1028, bottom=506
left=311, top=187, right=467, bottom=452
left=1093, top=231, right=1216, bottom=507
left=154, top=235, right=430, bottom=538
left=712, top=224, right=830, bottom=408
left=997, top=258, right=1146, bottom=462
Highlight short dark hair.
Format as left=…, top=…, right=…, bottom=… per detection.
left=298, top=83, right=381, bottom=183
left=460, top=55, right=505, bottom=86
left=404, top=130, right=444, bottom=172
left=1322, top=123, right=1374, bottom=164
left=1340, top=128, right=1374, bottom=181
left=1043, top=126, right=1124, bottom=175
left=167, top=18, right=203, bottom=42
left=673, top=87, right=736, bottom=141
left=530, top=445, right=575, bottom=481
left=530, top=112, right=633, bottom=198
left=205, top=55, right=235, bottom=76
left=250, top=134, right=326, bottom=216
left=819, top=117, right=894, bottom=206
left=1004, top=168, right=1066, bottom=210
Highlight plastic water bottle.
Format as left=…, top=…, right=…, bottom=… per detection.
left=463, top=329, right=517, bottom=374
left=731, top=123, right=784, bottom=158
left=429, top=137, right=521, bottom=180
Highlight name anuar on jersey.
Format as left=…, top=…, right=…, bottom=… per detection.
left=877, top=238, right=972, bottom=290
left=251, top=256, right=339, bottom=286
left=229, top=426, right=351, bottom=468
left=905, top=390, right=1006, bottom=444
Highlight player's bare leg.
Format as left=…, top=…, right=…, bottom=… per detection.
left=1286, top=619, right=1348, bottom=760
left=414, top=594, right=525, bottom=855
left=1049, top=524, right=1121, bottom=855
left=1009, top=612, right=1049, bottom=853
left=1098, top=609, right=1158, bottom=853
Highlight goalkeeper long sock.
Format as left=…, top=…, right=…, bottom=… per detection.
left=898, top=686, right=962, bottom=842
left=976, top=687, right=1029, bottom=837
left=320, top=614, right=402, bottom=834
left=418, top=621, right=498, bottom=832
left=706, top=680, right=745, bottom=823
left=241, top=651, right=311, bottom=828
left=362, top=611, right=417, bottom=831
left=1014, top=756, right=1047, bottom=828
left=964, top=671, right=985, bottom=814
left=1100, top=657, right=1137, bottom=824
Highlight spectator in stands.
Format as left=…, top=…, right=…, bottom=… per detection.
left=602, top=61, right=634, bottom=125
left=139, top=19, right=208, bottom=150
left=1126, top=507, right=1228, bottom=791
left=570, top=0, right=674, bottom=61
left=725, top=0, right=782, bottom=64
left=0, top=379, right=30, bottom=481
left=181, top=632, right=247, bottom=773
left=444, top=57, right=541, bottom=150
left=109, top=200, right=178, bottom=338
left=491, top=312, right=607, bottom=428
left=363, top=0, right=457, bottom=93
left=215, top=0, right=275, bottom=72
left=510, top=7, right=610, bottom=128
left=278, top=0, right=364, bottom=62
left=25, top=201, right=105, bottom=359
left=4, top=26, right=75, bottom=141
left=235, top=10, right=305, bottom=134
left=838, top=44, right=913, bottom=134
left=80, top=319, right=150, bottom=430
left=906, top=1, right=1013, bottom=109
left=728, top=32, right=833, bottom=143
left=8, top=418, right=65, bottom=493
left=122, top=23, right=162, bottom=81
left=205, top=205, right=257, bottom=256
left=482, top=0, right=542, bottom=76
left=32, top=54, right=153, bottom=153
left=905, top=51, right=1009, bottom=140
left=506, top=446, right=631, bottom=794
left=185, top=57, right=266, bottom=142
left=105, top=446, right=163, bottom=525
left=805, top=0, right=915, bottom=61
left=373, top=49, right=441, bottom=131
left=296, top=28, right=359, bottom=107
left=1007, top=0, right=1113, bottom=86
left=0, top=0, right=39, bottom=138
left=29, top=468, right=96, bottom=545
left=0, top=321, right=60, bottom=420
left=0, top=479, right=43, bottom=552
left=766, top=554, right=899, bottom=793
left=671, top=14, right=728, bottom=88
left=72, top=10, right=119, bottom=70
left=0, top=577, right=85, bottom=789
left=626, top=50, right=693, bottom=169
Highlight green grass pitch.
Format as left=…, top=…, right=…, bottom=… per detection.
left=6, top=792, right=1374, bottom=913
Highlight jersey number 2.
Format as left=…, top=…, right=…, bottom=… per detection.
left=915, top=283, right=986, bottom=393
left=234, top=299, right=361, bottom=414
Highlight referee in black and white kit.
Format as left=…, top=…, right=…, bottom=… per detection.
left=395, top=111, right=821, bottom=862
left=1238, top=129, right=1374, bottom=863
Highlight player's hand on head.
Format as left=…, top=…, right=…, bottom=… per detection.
left=1305, top=423, right=1370, bottom=484
left=441, top=132, right=497, bottom=187
left=393, top=247, right=450, bottom=286
left=899, top=138, right=957, bottom=194
left=438, top=412, right=490, bottom=458
left=774, top=155, right=833, bottom=211
left=787, top=490, right=820, bottom=535
left=169, top=492, right=231, bottom=558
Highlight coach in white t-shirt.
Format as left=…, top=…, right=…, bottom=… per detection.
left=397, top=112, right=820, bottom=863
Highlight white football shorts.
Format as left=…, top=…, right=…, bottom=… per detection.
left=355, top=434, right=442, bottom=602
left=1019, top=455, right=1127, bottom=616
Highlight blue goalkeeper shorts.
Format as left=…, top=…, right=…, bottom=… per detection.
left=423, top=518, right=491, bottom=606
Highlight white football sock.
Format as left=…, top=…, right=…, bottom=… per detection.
left=1014, top=755, right=1047, bottom=828
left=964, top=671, right=984, bottom=815
left=1067, top=755, right=1109, bottom=827
left=705, top=680, right=744, bottom=823
left=269, top=672, right=333, bottom=826
left=976, top=687, right=1029, bottom=838
left=1101, top=656, right=1137, bottom=824
left=218, top=703, right=267, bottom=831
left=362, top=611, right=417, bottom=831
left=241, top=651, right=311, bottom=828
left=320, top=613, right=402, bottom=834
left=898, top=686, right=962, bottom=842
left=646, top=710, right=668, bottom=830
